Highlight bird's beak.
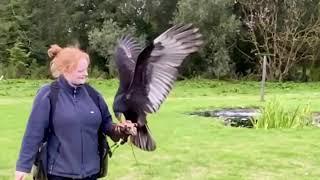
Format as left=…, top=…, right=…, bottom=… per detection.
left=115, top=112, right=124, bottom=122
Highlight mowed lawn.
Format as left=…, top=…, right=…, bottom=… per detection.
left=1, top=79, right=320, bottom=180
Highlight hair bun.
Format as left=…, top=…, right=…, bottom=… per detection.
left=48, top=44, right=62, bottom=59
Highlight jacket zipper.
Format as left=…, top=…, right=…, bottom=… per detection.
left=49, top=164, right=53, bottom=174
left=73, top=88, right=77, bottom=99
left=74, top=88, right=85, bottom=178
left=81, top=129, right=85, bottom=178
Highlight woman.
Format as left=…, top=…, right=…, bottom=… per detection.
left=15, top=44, right=136, bottom=180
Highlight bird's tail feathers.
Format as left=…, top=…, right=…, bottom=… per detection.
left=130, top=124, right=156, bottom=151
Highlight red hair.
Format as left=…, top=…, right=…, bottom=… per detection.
left=48, top=44, right=90, bottom=78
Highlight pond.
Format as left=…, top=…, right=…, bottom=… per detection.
left=190, top=107, right=260, bottom=128
left=191, top=107, right=320, bottom=128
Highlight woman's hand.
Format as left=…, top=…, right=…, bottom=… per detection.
left=109, top=120, right=137, bottom=143
left=15, top=171, right=28, bottom=180
left=118, top=120, right=137, bottom=136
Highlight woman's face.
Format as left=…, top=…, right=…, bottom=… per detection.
left=65, top=58, right=89, bottom=85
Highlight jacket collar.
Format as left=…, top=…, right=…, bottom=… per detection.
left=57, top=75, right=84, bottom=95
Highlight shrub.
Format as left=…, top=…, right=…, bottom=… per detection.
left=252, top=100, right=312, bottom=129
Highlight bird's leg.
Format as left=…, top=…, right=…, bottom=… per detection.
left=119, top=113, right=127, bottom=144
left=115, top=113, right=131, bottom=144
left=117, top=113, right=124, bottom=123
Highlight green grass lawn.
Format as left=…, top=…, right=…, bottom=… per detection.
left=1, top=79, right=320, bottom=179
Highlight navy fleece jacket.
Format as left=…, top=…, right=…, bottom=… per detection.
left=16, top=76, right=113, bottom=178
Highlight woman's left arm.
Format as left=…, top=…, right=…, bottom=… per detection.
left=97, top=95, right=136, bottom=142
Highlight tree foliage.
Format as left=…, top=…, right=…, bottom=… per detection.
left=88, top=19, right=142, bottom=76
left=174, top=0, right=240, bottom=78
left=238, top=0, right=320, bottom=81
left=1, top=0, right=320, bottom=81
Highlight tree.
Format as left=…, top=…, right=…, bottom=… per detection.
left=173, top=0, right=241, bottom=79
left=0, top=0, right=30, bottom=65
left=238, top=0, right=320, bottom=81
left=88, top=0, right=179, bottom=77
left=6, top=41, right=34, bottom=78
left=88, top=19, right=142, bottom=77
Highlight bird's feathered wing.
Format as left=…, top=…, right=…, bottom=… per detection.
left=115, top=36, right=142, bottom=90
left=128, top=24, right=203, bottom=113
left=114, top=24, right=203, bottom=151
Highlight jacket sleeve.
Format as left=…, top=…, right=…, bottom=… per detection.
left=97, top=95, right=126, bottom=142
left=97, top=95, right=114, bottom=134
left=16, top=85, right=50, bottom=173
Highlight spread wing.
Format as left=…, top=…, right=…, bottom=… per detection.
left=127, top=24, right=203, bottom=113
left=115, top=36, right=142, bottom=90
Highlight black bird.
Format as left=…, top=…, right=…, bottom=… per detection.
left=113, top=24, right=203, bottom=151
